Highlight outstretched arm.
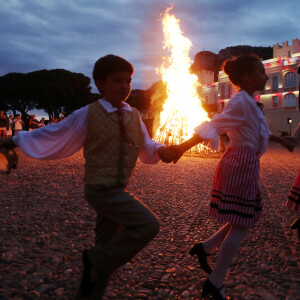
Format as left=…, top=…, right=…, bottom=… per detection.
left=281, top=123, right=300, bottom=149
left=269, top=134, right=295, bottom=152
left=159, top=135, right=205, bottom=164
left=12, top=107, right=88, bottom=160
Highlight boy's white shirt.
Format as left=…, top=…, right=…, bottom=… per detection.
left=194, top=90, right=271, bottom=155
left=12, top=99, right=163, bottom=164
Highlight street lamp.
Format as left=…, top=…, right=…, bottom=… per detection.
left=287, top=118, right=292, bottom=136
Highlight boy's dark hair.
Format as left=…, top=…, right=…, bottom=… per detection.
left=222, top=54, right=260, bottom=86
left=93, top=54, right=134, bottom=82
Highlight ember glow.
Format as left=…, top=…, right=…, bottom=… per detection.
left=153, top=8, right=210, bottom=151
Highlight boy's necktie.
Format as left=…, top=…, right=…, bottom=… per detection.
left=116, top=109, right=126, bottom=138
left=116, top=109, right=136, bottom=146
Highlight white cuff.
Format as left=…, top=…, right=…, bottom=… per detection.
left=194, top=122, right=219, bottom=150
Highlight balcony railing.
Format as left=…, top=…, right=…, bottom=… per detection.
left=284, top=87, right=296, bottom=92
left=283, top=106, right=296, bottom=110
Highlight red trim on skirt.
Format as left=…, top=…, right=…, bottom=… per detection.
left=209, top=146, right=262, bottom=228
left=286, top=168, right=300, bottom=212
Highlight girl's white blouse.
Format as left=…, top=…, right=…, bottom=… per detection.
left=12, top=99, right=163, bottom=164
left=194, top=90, right=271, bottom=155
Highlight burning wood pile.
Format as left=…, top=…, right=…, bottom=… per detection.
left=153, top=8, right=213, bottom=154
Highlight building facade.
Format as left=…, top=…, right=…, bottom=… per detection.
left=198, top=39, right=300, bottom=135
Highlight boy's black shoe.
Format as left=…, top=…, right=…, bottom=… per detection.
left=80, top=249, right=95, bottom=297
left=91, top=271, right=110, bottom=299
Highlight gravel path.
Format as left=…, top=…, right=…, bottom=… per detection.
left=0, top=143, right=299, bottom=300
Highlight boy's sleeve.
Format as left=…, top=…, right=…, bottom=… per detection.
left=138, top=118, right=164, bottom=164
left=12, top=105, right=89, bottom=160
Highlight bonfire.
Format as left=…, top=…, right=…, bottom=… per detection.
left=153, top=8, right=210, bottom=153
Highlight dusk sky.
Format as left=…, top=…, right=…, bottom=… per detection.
left=1, top=0, right=299, bottom=92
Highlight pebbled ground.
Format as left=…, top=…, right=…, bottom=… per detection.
left=0, top=143, right=299, bottom=300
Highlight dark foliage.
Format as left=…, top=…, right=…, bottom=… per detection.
left=0, top=69, right=97, bottom=118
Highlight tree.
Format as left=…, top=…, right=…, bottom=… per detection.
left=0, top=70, right=97, bottom=119
left=126, top=89, right=151, bottom=112
left=28, top=69, right=96, bottom=119
left=0, top=73, right=38, bottom=117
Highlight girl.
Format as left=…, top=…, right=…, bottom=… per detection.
left=13, top=114, right=24, bottom=136
left=286, top=123, right=300, bottom=239
left=6, top=115, right=13, bottom=137
left=164, top=55, right=294, bottom=299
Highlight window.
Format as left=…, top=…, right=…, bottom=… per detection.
left=272, top=76, right=278, bottom=89
left=272, top=96, right=278, bottom=106
left=220, top=86, right=225, bottom=98
left=220, top=101, right=225, bottom=110
left=284, top=72, right=296, bottom=88
left=228, top=85, right=231, bottom=98
left=288, top=50, right=292, bottom=57
left=284, top=93, right=296, bottom=107
left=214, top=94, right=218, bottom=103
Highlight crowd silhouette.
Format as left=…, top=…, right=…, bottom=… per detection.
left=0, top=111, right=65, bottom=137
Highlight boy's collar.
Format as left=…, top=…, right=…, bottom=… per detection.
left=98, top=98, right=132, bottom=113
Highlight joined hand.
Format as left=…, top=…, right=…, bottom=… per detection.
left=158, top=145, right=184, bottom=164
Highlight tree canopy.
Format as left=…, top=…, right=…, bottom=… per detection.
left=0, top=69, right=166, bottom=121
left=0, top=69, right=99, bottom=118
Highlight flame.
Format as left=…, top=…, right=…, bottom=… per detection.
left=153, top=8, right=210, bottom=151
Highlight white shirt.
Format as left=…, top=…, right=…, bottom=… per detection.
left=194, top=90, right=271, bottom=155
left=14, top=119, right=23, bottom=130
left=13, top=99, right=163, bottom=163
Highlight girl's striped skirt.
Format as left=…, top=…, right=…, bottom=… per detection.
left=209, top=146, right=262, bottom=228
left=286, top=169, right=300, bottom=212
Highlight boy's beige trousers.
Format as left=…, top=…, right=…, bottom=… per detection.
left=84, top=185, right=160, bottom=274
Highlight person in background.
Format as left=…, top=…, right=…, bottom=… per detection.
left=29, top=115, right=39, bottom=131
left=0, top=111, right=7, bottom=138
left=13, top=114, right=24, bottom=135
left=50, top=117, right=57, bottom=124
left=285, top=123, right=300, bottom=239
left=24, top=115, right=31, bottom=131
left=6, top=115, right=14, bottom=137
left=38, top=118, right=46, bottom=128
left=58, top=113, right=65, bottom=122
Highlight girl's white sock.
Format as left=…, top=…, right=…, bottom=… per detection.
left=209, top=224, right=249, bottom=295
left=202, top=222, right=231, bottom=253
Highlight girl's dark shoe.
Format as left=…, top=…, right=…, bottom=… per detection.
left=189, top=243, right=212, bottom=274
left=202, top=278, right=226, bottom=300
left=291, top=218, right=300, bottom=239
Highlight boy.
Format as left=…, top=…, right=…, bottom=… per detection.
left=0, top=55, right=167, bottom=299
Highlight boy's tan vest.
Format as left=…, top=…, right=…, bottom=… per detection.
left=83, top=101, right=144, bottom=186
